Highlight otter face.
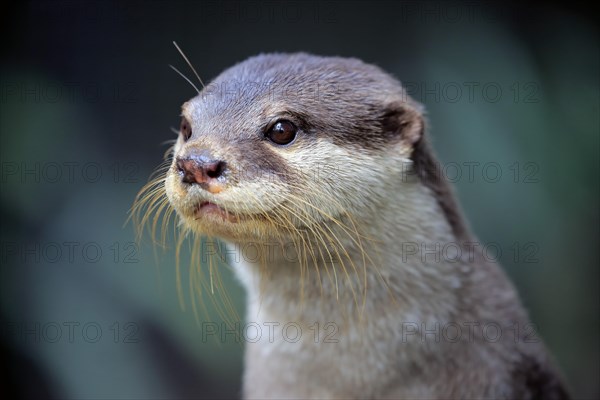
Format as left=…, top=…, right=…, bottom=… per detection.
left=164, top=53, right=423, bottom=242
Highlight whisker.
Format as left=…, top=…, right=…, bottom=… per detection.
left=173, top=41, right=205, bottom=89
left=169, top=64, right=200, bottom=94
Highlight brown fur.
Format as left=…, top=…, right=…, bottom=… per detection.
left=151, top=53, right=570, bottom=399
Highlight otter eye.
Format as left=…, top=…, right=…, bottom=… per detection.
left=266, top=120, right=297, bottom=145
left=180, top=117, right=192, bottom=141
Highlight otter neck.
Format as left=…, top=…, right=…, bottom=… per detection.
left=229, top=177, right=469, bottom=324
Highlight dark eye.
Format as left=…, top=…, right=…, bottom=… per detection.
left=266, top=120, right=297, bottom=145
left=180, top=117, right=192, bottom=141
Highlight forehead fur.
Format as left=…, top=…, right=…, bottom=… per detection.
left=185, top=53, right=422, bottom=149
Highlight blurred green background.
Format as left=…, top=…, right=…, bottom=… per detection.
left=1, top=1, right=598, bottom=399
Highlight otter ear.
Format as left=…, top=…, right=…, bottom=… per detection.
left=380, top=102, right=424, bottom=147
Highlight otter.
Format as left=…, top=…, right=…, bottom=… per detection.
left=134, top=53, right=570, bottom=399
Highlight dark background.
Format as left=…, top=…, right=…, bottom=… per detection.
left=1, top=1, right=598, bottom=399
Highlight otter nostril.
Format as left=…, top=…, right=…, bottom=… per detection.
left=206, top=161, right=226, bottom=179
left=176, top=159, right=185, bottom=173
left=175, top=156, right=226, bottom=185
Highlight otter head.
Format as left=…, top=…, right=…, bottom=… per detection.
left=164, top=53, right=425, bottom=243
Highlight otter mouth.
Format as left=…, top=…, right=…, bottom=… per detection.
left=193, top=201, right=239, bottom=223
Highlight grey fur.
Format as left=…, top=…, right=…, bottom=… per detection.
left=163, top=53, right=570, bottom=399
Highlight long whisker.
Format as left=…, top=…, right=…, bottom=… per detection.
left=169, top=64, right=200, bottom=94
left=173, top=41, right=205, bottom=89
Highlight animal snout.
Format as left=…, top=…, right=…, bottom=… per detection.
left=176, top=151, right=227, bottom=185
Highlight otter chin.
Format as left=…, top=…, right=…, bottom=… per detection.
left=193, top=202, right=239, bottom=223
left=139, top=53, right=570, bottom=399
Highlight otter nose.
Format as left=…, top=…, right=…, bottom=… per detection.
left=176, top=152, right=227, bottom=185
